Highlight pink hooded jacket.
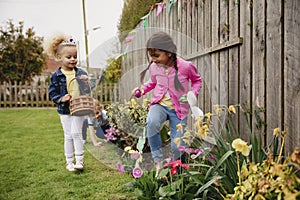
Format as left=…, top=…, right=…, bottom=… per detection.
left=141, top=57, right=202, bottom=120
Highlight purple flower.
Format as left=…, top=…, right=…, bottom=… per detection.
left=105, top=127, right=119, bottom=135
left=117, top=163, right=125, bottom=173
left=194, top=149, right=201, bottom=154
left=132, top=166, right=143, bottom=178
left=178, top=146, right=185, bottom=152
left=105, top=133, right=117, bottom=141
left=209, top=154, right=216, bottom=161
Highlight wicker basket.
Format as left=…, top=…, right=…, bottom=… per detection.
left=68, top=77, right=95, bottom=116
left=70, top=95, right=95, bottom=116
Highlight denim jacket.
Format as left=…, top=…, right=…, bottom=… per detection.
left=48, top=66, right=90, bottom=115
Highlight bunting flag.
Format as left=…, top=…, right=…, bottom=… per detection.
left=168, top=0, right=175, bottom=15
left=121, top=0, right=181, bottom=57
left=123, top=35, right=135, bottom=44
left=140, top=13, right=149, bottom=20
left=143, top=19, right=148, bottom=28
left=156, top=2, right=164, bottom=16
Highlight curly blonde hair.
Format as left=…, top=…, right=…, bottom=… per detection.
left=44, top=33, right=74, bottom=60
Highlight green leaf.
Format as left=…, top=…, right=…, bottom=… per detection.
left=196, top=176, right=222, bottom=195
left=205, top=150, right=234, bottom=179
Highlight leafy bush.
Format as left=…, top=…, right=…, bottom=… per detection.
left=118, top=0, right=162, bottom=41
left=106, top=98, right=150, bottom=150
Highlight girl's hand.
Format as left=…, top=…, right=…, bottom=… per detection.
left=61, top=94, right=72, bottom=102
left=79, top=75, right=89, bottom=85
left=79, top=75, right=88, bottom=80
left=132, top=87, right=143, bottom=98
left=93, top=142, right=103, bottom=147
left=131, top=87, right=139, bottom=96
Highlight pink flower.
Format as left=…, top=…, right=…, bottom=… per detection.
left=185, top=148, right=195, bottom=153
left=181, top=164, right=190, bottom=170
left=132, top=166, right=143, bottom=178
left=209, top=154, right=216, bottom=161
left=105, top=133, right=117, bottom=141
left=170, top=167, right=177, bottom=175
left=194, top=149, right=201, bottom=154
left=117, top=163, right=125, bottom=173
left=165, top=160, right=190, bottom=174
left=178, top=146, right=185, bottom=152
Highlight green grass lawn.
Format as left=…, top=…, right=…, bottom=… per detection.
left=0, top=108, right=135, bottom=200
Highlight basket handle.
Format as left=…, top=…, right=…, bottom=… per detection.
left=68, top=76, right=92, bottom=96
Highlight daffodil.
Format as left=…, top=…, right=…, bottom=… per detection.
left=204, top=112, right=212, bottom=120
left=174, top=137, right=181, bottom=147
left=176, top=123, right=183, bottom=132
left=128, top=149, right=138, bottom=154
left=182, top=131, right=192, bottom=145
left=273, top=127, right=281, bottom=137
left=130, top=98, right=137, bottom=106
left=196, top=124, right=209, bottom=139
left=232, top=138, right=252, bottom=156
left=213, top=105, right=222, bottom=116
left=228, top=105, right=236, bottom=114
left=124, top=146, right=132, bottom=152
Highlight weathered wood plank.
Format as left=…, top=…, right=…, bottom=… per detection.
left=203, top=0, right=212, bottom=113
left=197, top=0, right=205, bottom=112
left=181, top=0, right=187, bottom=57
left=284, top=0, right=300, bottom=154
left=239, top=0, right=252, bottom=140
left=266, top=0, right=283, bottom=145
left=252, top=0, right=266, bottom=138
left=228, top=0, right=239, bottom=106
left=187, top=0, right=192, bottom=57
left=211, top=0, right=219, bottom=107
left=219, top=0, right=229, bottom=109
left=184, top=37, right=243, bottom=60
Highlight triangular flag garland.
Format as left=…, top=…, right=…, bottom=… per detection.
left=156, top=2, right=164, bottom=16
left=121, top=0, right=181, bottom=58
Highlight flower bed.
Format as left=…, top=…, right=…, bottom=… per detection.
left=106, top=100, right=300, bottom=199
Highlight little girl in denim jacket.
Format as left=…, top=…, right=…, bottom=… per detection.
left=46, top=34, right=90, bottom=172
left=132, top=31, right=202, bottom=176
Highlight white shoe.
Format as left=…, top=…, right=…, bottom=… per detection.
left=74, top=161, right=84, bottom=170
left=66, top=162, right=75, bottom=171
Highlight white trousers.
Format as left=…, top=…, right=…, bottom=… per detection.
left=60, top=115, right=84, bottom=164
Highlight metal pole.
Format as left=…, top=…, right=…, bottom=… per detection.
left=82, top=0, right=89, bottom=73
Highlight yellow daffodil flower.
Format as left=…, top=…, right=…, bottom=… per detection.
left=273, top=127, right=281, bottom=137
left=228, top=105, right=236, bottom=114
left=128, top=149, right=138, bottom=154
left=232, top=138, right=252, bottom=156
left=176, top=123, right=183, bottom=132
left=174, top=137, right=181, bottom=147
left=124, top=146, right=132, bottom=152
left=213, top=105, right=222, bottom=116
left=197, top=124, right=208, bottom=139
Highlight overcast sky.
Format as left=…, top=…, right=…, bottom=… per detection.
left=0, top=0, right=124, bottom=68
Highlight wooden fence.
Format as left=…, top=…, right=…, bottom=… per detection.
left=120, top=0, right=299, bottom=154
left=0, top=81, right=120, bottom=108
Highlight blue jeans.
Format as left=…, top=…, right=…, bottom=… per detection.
left=82, top=118, right=107, bottom=140
left=146, top=104, right=187, bottom=162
